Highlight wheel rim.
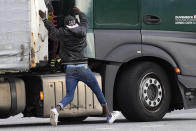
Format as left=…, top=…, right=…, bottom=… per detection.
left=139, top=73, right=163, bottom=110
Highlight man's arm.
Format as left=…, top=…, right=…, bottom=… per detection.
left=39, top=10, right=63, bottom=40
left=68, top=7, right=88, bottom=38
left=78, top=11, right=88, bottom=28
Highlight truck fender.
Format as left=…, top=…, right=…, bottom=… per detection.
left=142, top=44, right=178, bottom=67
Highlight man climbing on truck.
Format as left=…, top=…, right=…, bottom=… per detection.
left=39, top=7, right=121, bottom=126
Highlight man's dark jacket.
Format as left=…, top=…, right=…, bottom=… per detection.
left=43, top=12, right=88, bottom=64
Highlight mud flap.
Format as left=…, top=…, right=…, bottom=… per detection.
left=178, top=75, right=196, bottom=109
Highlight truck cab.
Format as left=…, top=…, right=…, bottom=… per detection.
left=0, top=0, right=196, bottom=122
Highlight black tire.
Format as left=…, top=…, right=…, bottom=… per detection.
left=116, top=61, right=171, bottom=121
left=58, top=116, right=87, bottom=123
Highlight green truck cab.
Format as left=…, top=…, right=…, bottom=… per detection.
left=81, top=0, right=196, bottom=121
left=0, top=0, right=196, bottom=122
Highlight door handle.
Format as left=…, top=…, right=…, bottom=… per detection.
left=143, top=15, right=161, bottom=25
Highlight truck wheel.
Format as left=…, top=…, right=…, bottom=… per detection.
left=116, top=62, right=171, bottom=121
left=58, top=116, right=87, bottom=123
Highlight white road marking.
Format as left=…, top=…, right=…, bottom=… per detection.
left=141, top=125, right=171, bottom=128
left=166, top=112, right=196, bottom=117
left=96, top=128, right=114, bottom=130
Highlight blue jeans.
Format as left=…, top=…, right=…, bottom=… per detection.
left=58, top=64, right=107, bottom=109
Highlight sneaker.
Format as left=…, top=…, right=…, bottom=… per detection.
left=50, top=108, right=59, bottom=126
left=107, top=111, right=121, bottom=124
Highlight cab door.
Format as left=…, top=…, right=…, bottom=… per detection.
left=141, top=0, right=196, bottom=77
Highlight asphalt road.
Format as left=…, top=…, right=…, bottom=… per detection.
left=0, top=109, right=196, bottom=131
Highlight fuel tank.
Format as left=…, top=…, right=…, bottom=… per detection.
left=22, top=73, right=103, bottom=118
left=0, top=78, right=26, bottom=118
